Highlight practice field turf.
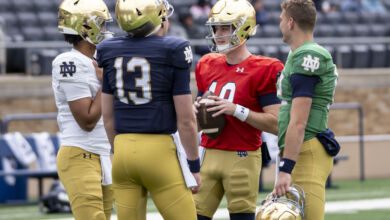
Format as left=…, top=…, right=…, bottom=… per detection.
left=1, top=178, right=390, bottom=220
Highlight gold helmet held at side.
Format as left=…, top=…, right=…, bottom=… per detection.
left=206, top=0, right=257, bottom=53
left=58, top=0, right=113, bottom=44
left=256, top=184, right=305, bottom=220
left=116, top=0, right=174, bottom=37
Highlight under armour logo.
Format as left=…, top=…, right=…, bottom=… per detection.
left=237, top=151, right=248, bottom=157
left=184, top=46, right=193, bottom=64
left=83, top=153, right=92, bottom=159
left=60, top=61, right=76, bottom=77
left=301, top=55, right=320, bottom=72
left=236, top=67, right=244, bottom=72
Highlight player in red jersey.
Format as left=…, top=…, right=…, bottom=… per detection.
left=193, top=0, right=284, bottom=219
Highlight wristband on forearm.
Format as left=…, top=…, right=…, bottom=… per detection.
left=233, top=104, right=249, bottom=122
left=187, top=158, right=200, bottom=173
left=279, top=158, right=296, bottom=174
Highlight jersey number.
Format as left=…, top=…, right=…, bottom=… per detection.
left=208, top=81, right=236, bottom=102
left=114, top=57, right=152, bottom=105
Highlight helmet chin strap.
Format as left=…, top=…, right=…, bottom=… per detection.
left=216, top=43, right=230, bottom=52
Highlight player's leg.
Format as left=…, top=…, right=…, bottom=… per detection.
left=102, top=185, right=114, bottom=220
left=112, top=134, right=147, bottom=220
left=56, top=146, right=108, bottom=220
left=134, top=134, right=197, bottom=220
left=291, top=137, right=333, bottom=220
left=193, top=148, right=225, bottom=219
left=223, top=148, right=261, bottom=219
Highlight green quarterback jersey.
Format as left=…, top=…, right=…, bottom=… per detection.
left=276, top=41, right=338, bottom=149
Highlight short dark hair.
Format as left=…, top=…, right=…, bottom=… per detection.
left=281, top=0, right=316, bottom=32
left=63, top=34, right=84, bottom=46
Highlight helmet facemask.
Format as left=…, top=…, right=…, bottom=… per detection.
left=80, top=15, right=114, bottom=44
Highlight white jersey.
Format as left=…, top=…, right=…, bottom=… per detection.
left=52, top=48, right=110, bottom=156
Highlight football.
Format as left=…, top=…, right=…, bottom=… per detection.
left=196, top=91, right=226, bottom=139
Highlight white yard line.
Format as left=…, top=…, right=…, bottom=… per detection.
left=54, top=198, right=390, bottom=220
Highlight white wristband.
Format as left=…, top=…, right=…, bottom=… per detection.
left=233, top=104, right=249, bottom=122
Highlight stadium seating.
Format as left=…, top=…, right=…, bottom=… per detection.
left=370, top=44, right=387, bottom=68
left=352, top=45, right=371, bottom=68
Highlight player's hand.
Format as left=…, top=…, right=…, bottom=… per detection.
left=191, top=172, right=201, bottom=194
left=192, top=97, right=202, bottom=114
left=206, top=96, right=236, bottom=116
left=272, top=172, right=291, bottom=197
left=93, top=60, right=103, bottom=82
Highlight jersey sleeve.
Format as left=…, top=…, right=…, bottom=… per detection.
left=170, top=40, right=193, bottom=69
left=291, top=51, right=328, bottom=76
left=256, top=60, right=284, bottom=96
left=61, top=81, right=92, bottom=101
left=52, top=56, right=89, bottom=84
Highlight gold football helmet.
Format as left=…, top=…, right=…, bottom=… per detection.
left=58, top=0, right=113, bottom=45
left=116, top=0, right=174, bottom=37
left=206, top=0, right=258, bottom=53
left=256, top=184, right=305, bottom=220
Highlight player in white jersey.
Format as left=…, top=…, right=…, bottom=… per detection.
left=51, top=0, right=114, bottom=219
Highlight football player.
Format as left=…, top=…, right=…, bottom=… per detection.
left=273, top=0, right=338, bottom=219
left=97, top=0, right=201, bottom=220
left=193, top=0, right=284, bottom=219
left=52, top=0, right=114, bottom=219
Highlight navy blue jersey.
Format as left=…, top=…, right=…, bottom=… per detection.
left=97, top=35, right=193, bottom=134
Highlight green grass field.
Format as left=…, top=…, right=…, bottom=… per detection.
left=1, top=178, right=390, bottom=220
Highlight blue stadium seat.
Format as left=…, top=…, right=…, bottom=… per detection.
left=376, top=13, right=390, bottom=24
left=370, top=44, right=387, bottom=68
left=263, top=0, right=281, bottom=11
left=324, top=12, right=342, bottom=25
left=336, top=45, right=353, bottom=68
left=32, top=0, right=56, bottom=12
left=267, top=11, right=281, bottom=25
left=1, top=13, right=19, bottom=30
left=12, top=0, right=35, bottom=12
left=0, top=0, right=14, bottom=13
left=17, top=12, right=40, bottom=28
left=342, top=12, right=359, bottom=25
left=323, top=45, right=336, bottom=63
left=38, top=12, right=58, bottom=28
left=22, top=27, right=45, bottom=41
left=335, top=24, right=353, bottom=37
left=3, top=27, right=24, bottom=42
left=353, top=24, right=371, bottom=37
left=352, top=45, right=370, bottom=68
left=316, top=12, right=324, bottom=25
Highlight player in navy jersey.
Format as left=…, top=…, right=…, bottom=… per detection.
left=97, top=0, right=200, bottom=220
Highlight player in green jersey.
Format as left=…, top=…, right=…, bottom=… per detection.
left=273, top=0, right=338, bottom=219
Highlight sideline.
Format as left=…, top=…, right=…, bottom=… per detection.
left=55, top=198, right=390, bottom=220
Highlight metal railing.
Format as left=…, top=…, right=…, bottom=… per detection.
left=1, top=112, right=58, bottom=134
left=330, top=103, right=365, bottom=181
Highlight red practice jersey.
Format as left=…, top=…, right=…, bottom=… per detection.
left=195, top=53, right=284, bottom=151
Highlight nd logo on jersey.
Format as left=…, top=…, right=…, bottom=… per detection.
left=60, top=61, right=76, bottom=77
left=301, top=54, right=320, bottom=72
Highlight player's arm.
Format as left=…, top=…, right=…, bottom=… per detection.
left=67, top=60, right=102, bottom=132
left=273, top=74, right=320, bottom=197
left=102, top=93, right=115, bottom=151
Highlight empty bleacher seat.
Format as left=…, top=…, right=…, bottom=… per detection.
left=266, top=11, right=281, bottom=25
left=263, top=0, right=281, bottom=11
left=353, top=24, right=371, bottom=37
left=38, top=12, right=58, bottom=28
left=12, top=0, right=35, bottom=12
left=279, top=45, right=290, bottom=63
left=352, top=45, right=370, bottom=68
left=359, top=12, right=377, bottom=24
left=335, top=24, right=354, bottom=37
left=262, top=25, right=281, bottom=38
left=324, top=12, right=342, bottom=25
left=323, top=45, right=336, bottom=63
left=32, top=0, right=57, bottom=12
left=0, top=0, right=14, bottom=13
left=376, top=13, right=390, bottom=24
left=22, top=27, right=45, bottom=41
left=316, top=24, right=336, bottom=37
left=1, top=13, right=19, bottom=30
left=43, top=27, right=63, bottom=41
left=370, top=44, right=387, bottom=68
left=370, top=24, right=388, bottom=37
left=336, top=45, right=353, bottom=68
left=261, top=45, right=279, bottom=60
left=342, top=12, right=359, bottom=25
left=17, top=13, right=40, bottom=28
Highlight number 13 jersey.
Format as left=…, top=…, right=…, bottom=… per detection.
left=195, top=53, right=283, bottom=151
